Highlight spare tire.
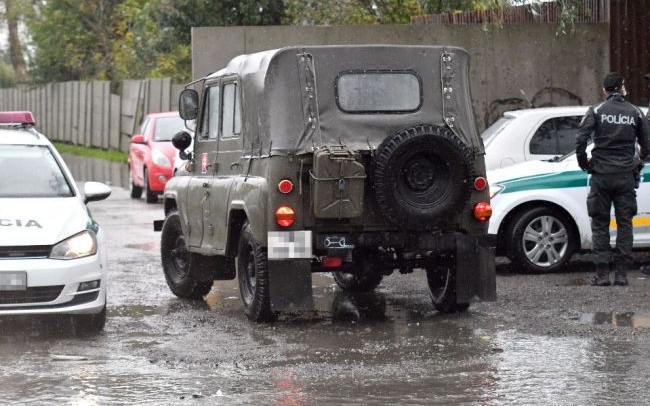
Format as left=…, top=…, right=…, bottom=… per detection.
left=372, top=125, right=474, bottom=229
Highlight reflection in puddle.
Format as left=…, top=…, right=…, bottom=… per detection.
left=579, top=312, right=650, bottom=328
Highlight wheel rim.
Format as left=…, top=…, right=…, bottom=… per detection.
left=521, top=215, right=569, bottom=268
left=240, top=243, right=256, bottom=304
left=169, top=234, right=189, bottom=280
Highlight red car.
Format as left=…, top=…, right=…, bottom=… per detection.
left=128, top=111, right=185, bottom=203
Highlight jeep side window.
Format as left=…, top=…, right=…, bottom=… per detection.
left=222, top=82, right=241, bottom=138
left=200, top=85, right=220, bottom=139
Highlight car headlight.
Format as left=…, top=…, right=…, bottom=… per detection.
left=50, top=230, right=97, bottom=260
left=489, top=184, right=504, bottom=199
left=152, top=149, right=172, bottom=168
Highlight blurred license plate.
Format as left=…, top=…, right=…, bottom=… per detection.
left=0, top=272, right=27, bottom=291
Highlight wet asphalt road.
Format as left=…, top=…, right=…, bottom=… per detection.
left=2, top=157, right=650, bottom=405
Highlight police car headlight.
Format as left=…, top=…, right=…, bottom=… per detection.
left=489, top=184, right=504, bottom=199
left=152, top=149, right=172, bottom=168
left=50, top=230, right=97, bottom=259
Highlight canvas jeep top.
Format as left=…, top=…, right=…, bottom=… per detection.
left=155, top=45, right=496, bottom=322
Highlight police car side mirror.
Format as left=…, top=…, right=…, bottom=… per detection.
left=83, top=181, right=111, bottom=204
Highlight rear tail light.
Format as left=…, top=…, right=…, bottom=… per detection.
left=474, top=176, right=487, bottom=191
left=278, top=179, right=293, bottom=194
left=473, top=202, right=492, bottom=222
left=275, top=206, right=295, bottom=227
left=322, top=257, right=343, bottom=268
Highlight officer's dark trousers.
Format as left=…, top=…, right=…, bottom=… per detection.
left=586, top=172, right=637, bottom=267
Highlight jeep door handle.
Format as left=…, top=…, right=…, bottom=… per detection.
left=230, top=161, right=240, bottom=169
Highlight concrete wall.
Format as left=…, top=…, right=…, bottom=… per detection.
left=192, top=24, right=609, bottom=130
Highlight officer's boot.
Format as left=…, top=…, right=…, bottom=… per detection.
left=613, top=264, right=629, bottom=286
left=591, top=264, right=611, bottom=286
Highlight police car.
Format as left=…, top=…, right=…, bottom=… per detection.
left=488, top=146, right=650, bottom=273
left=0, top=111, right=111, bottom=331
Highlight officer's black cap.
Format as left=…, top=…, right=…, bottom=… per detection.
left=603, top=72, right=624, bottom=91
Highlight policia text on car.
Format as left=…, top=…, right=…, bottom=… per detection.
left=576, top=72, right=650, bottom=286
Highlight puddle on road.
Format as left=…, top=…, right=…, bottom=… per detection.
left=124, top=242, right=159, bottom=252
left=579, top=312, right=650, bottom=328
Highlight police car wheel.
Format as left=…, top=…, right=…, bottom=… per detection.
left=237, top=222, right=277, bottom=322
left=372, top=125, right=474, bottom=230
left=508, top=206, right=577, bottom=273
left=144, top=168, right=158, bottom=203
left=129, top=171, right=142, bottom=199
left=160, top=210, right=213, bottom=299
left=333, top=250, right=383, bottom=292
left=426, top=266, right=470, bottom=313
left=72, top=305, right=106, bottom=334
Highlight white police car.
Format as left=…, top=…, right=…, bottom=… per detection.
left=488, top=147, right=650, bottom=273
left=0, top=111, right=111, bottom=331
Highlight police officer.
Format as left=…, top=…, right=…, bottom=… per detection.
left=576, top=72, right=650, bottom=286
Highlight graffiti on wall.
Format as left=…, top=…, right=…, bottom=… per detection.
left=484, top=87, right=583, bottom=128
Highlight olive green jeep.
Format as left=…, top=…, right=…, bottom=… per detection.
left=155, top=45, right=496, bottom=322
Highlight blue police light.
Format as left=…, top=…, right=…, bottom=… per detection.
left=0, top=111, right=35, bottom=126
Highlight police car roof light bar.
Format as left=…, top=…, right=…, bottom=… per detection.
left=0, top=111, right=35, bottom=126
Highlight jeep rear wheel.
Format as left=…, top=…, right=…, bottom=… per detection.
left=372, top=125, right=474, bottom=229
left=237, top=222, right=277, bottom=322
left=160, top=210, right=213, bottom=299
left=426, top=267, right=470, bottom=313
left=333, top=250, right=383, bottom=292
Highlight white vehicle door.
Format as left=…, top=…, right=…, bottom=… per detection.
left=630, top=160, right=650, bottom=247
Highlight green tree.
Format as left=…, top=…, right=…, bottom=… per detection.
left=28, top=0, right=121, bottom=82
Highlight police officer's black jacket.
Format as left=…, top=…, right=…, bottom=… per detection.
left=576, top=93, right=650, bottom=174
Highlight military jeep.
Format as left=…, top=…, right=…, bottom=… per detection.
left=156, top=45, right=496, bottom=322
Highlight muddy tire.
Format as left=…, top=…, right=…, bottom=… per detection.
left=72, top=305, right=106, bottom=333
left=333, top=250, right=383, bottom=292
left=160, top=210, right=213, bottom=299
left=507, top=206, right=577, bottom=273
left=426, top=267, right=470, bottom=313
left=237, top=222, right=277, bottom=322
left=144, top=168, right=158, bottom=203
left=129, top=170, right=142, bottom=199
left=372, top=125, right=474, bottom=229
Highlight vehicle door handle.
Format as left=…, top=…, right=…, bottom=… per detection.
left=230, top=161, right=240, bottom=169
left=202, top=182, right=209, bottom=188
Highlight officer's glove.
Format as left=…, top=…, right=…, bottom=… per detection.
left=578, top=156, right=590, bottom=172
left=634, top=159, right=644, bottom=189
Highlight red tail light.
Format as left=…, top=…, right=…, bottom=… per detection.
left=278, top=179, right=293, bottom=194
left=322, top=257, right=343, bottom=268
left=474, top=176, right=487, bottom=191
left=275, top=206, right=295, bottom=227
left=473, top=201, right=492, bottom=222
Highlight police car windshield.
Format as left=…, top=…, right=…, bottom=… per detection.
left=0, top=145, right=74, bottom=198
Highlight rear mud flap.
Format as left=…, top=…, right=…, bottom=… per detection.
left=455, top=233, right=497, bottom=303
left=268, top=259, right=314, bottom=311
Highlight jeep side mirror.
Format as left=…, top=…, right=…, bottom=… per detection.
left=172, top=130, right=193, bottom=151
left=179, top=89, right=199, bottom=120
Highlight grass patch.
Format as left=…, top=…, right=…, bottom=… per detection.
left=54, top=142, right=128, bottom=163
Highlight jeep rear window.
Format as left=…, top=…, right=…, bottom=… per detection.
left=336, top=71, right=422, bottom=113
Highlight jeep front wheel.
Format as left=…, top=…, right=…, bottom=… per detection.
left=426, top=267, right=470, bottom=313
left=237, top=222, right=277, bottom=322
left=160, top=210, right=213, bottom=299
